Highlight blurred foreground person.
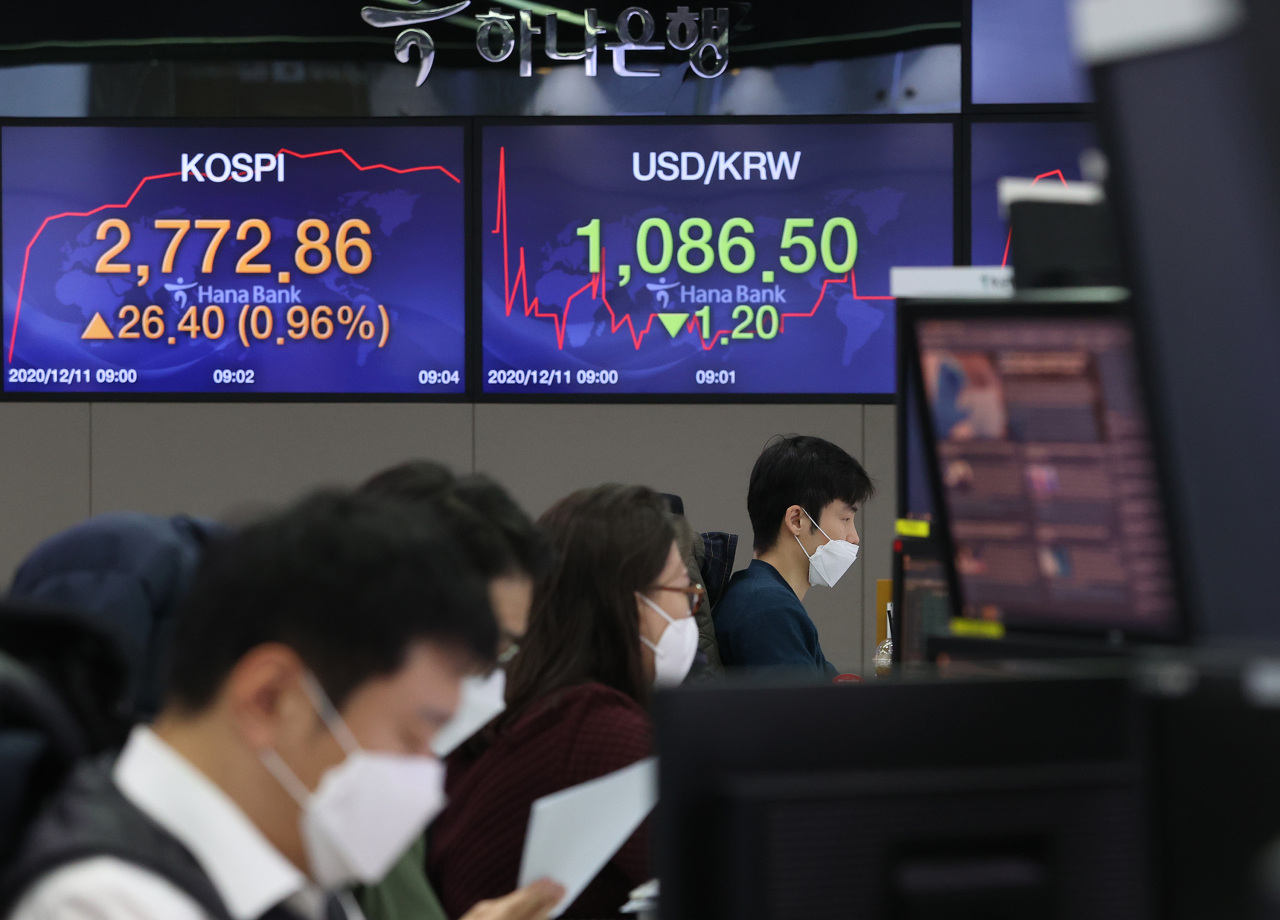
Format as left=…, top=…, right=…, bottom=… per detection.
left=358, top=463, right=553, bottom=920
left=7, top=511, right=227, bottom=720
left=428, top=485, right=699, bottom=919
left=1, top=492, right=562, bottom=920
left=360, top=461, right=553, bottom=661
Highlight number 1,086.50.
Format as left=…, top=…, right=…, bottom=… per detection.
left=574, top=216, right=857, bottom=277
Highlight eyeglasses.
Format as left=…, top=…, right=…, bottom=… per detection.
left=656, top=583, right=706, bottom=613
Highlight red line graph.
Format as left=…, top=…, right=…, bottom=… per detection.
left=491, top=146, right=892, bottom=353
left=7, top=148, right=459, bottom=363
left=1000, top=169, right=1069, bottom=268
left=276, top=148, right=459, bottom=182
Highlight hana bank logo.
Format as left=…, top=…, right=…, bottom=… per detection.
left=360, top=2, right=730, bottom=86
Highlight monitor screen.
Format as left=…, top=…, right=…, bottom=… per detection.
left=971, top=0, right=1093, bottom=104
left=479, top=121, right=953, bottom=397
left=970, top=120, right=1098, bottom=266
left=1091, top=11, right=1280, bottom=641
left=914, top=308, right=1180, bottom=638
left=2, top=123, right=467, bottom=395
left=656, top=677, right=1147, bottom=920
left=896, top=538, right=953, bottom=664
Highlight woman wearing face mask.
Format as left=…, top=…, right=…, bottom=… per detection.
left=426, top=484, right=698, bottom=919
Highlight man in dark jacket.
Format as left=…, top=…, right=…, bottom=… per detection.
left=714, top=435, right=873, bottom=677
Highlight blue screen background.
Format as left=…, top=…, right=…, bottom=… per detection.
left=970, top=121, right=1098, bottom=267
left=2, top=125, right=467, bottom=394
left=972, top=0, right=1093, bottom=105
left=481, top=122, right=953, bottom=396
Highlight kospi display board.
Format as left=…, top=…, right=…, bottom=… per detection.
left=2, top=123, right=467, bottom=395
left=479, top=120, right=954, bottom=397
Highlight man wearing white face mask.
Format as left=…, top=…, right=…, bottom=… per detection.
left=3, top=492, right=564, bottom=920
left=715, top=435, right=874, bottom=677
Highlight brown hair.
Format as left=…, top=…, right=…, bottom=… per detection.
left=501, top=484, right=675, bottom=721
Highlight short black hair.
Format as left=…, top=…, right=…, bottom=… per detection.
left=360, top=460, right=455, bottom=500
left=747, top=435, right=874, bottom=553
left=166, top=490, right=496, bottom=712
left=361, top=462, right=553, bottom=582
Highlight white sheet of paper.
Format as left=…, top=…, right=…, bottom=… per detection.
left=518, top=757, right=658, bottom=918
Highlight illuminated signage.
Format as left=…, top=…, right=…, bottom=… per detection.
left=361, top=3, right=731, bottom=85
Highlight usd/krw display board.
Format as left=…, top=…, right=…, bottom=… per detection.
left=480, top=120, right=953, bottom=397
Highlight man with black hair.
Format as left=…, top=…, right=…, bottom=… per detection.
left=356, top=463, right=555, bottom=920
left=3, top=491, right=562, bottom=920
left=361, top=461, right=554, bottom=662
left=714, top=435, right=874, bottom=676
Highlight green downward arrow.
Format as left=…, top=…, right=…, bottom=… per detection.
left=657, top=312, right=690, bottom=338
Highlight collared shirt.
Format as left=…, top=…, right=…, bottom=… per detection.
left=11, top=726, right=333, bottom=920
left=713, top=559, right=837, bottom=677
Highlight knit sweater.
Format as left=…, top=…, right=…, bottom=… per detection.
left=426, top=681, right=652, bottom=919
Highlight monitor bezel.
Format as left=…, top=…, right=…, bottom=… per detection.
left=472, top=114, right=958, bottom=404
left=0, top=116, right=475, bottom=403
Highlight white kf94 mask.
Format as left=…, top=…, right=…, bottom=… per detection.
left=795, top=510, right=859, bottom=588
left=637, top=592, right=699, bottom=687
left=260, top=673, right=448, bottom=889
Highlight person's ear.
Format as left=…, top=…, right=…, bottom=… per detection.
left=778, top=504, right=798, bottom=539
left=222, top=643, right=309, bottom=752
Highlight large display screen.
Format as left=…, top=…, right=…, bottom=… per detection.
left=2, top=124, right=467, bottom=395
left=971, top=0, right=1093, bottom=105
left=915, top=310, right=1180, bottom=638
left=970, top=120, right=1098, bottom=266
left=480, top=121, right=953, bottom=397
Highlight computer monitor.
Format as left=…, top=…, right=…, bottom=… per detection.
left=892, top=534, right=952, bottom=665
left=1137, top=654, right=1280, bottom=920
left=1084, top=0, right=1280, bottom=642
left=894, top=304, right=955, bottom=665
left=477, top=119, right=953, bottom=399
left=900, top=297, right=1184, bottom=643
left=655, top=675, right=1150, bottom=920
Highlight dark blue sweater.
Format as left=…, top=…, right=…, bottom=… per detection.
left=713, top=559, right=836, bottom=677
